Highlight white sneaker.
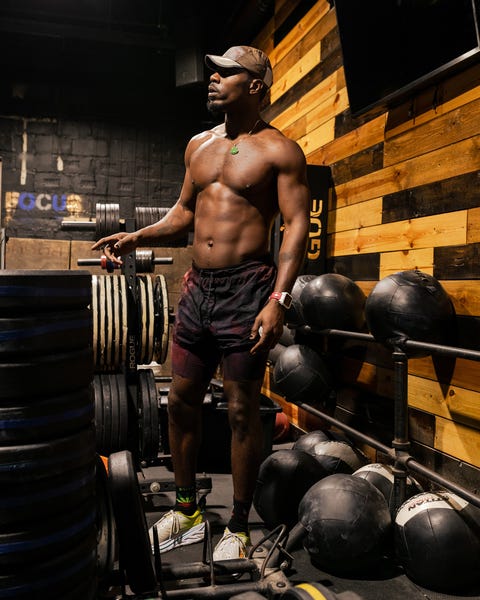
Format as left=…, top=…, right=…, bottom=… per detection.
left=213, top=527, right=251, bottom=561
left=149, top=509, right=205, bottom=553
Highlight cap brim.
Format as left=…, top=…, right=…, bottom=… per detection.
left=205, top=54, right=242, bottom=71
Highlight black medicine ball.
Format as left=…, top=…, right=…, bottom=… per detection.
left=395, top=491, right=480, bottom=593
left=299, top=273, right=366, bottom=331
left=273, top=344, right=332, bottom=405
left=299, top=473, right=392, bottom=575
left=285, top=274, right=317, bottom=328
left=353, top=463, right=422, bottom=513
left=254, top=448, right=329, bottom=530
left=365, top=270, right=455, bottom=354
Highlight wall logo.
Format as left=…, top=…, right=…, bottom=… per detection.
left=3, top=192, right=85, bottom=225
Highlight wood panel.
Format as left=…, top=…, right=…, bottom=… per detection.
left=384, top=96, right=480, bottom=167
left=263, top=42, right=343, bottom=124
left=379, top=249, right=434, bottom=278
left=408, top=374, right=480, bottom=429
left=328, top=210, right=467, bottom=257
left=408, top=355, right=480, bottom=392
left=440, top=280, right=480, bottom=316
left=5, top=237, right=71, bottom=270
left=326, top=253, right=379, bottom=281
left=308, top=112, right=387, bottom=166
left=327, top=197, right=382, bottom=234
left=434, top=417, right=480, bottom=468
left=298, top=119, right=335, bottom=155
left=272, top=71, right=338, bottom=131
left=382, top=172, right=480, bottom=224
left=385, top=62, right=480, bottom=137
left=434, top=242, right=480, bottom=279
left=273, top=11, right=336, bottom=82
left=330, top=143, right=384, bottom=184
left=271, top=43, right=321, bottom=103
left=330, top=135, right=480, bottom=207
left=269, top=0, right=330, bottom=67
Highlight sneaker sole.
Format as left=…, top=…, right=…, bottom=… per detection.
left=153, top=521, right=206, bottom=554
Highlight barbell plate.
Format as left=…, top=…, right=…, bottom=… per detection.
left=0, top=499, right=96, bottom=567
left=0, top=309, right=91, bottom=357
left=137, top=368, right=160, bottom=461
left=0, top=386, right=94, bottom=444
left=108, top=450, right=157, bottom=595
left=0, top=271, right=92, bottom=310
left=0, top=533, right=96, bottom=599
left=153, top=274, right=170, bottom=364
left=96, top=455, right=117, bottom=586
left=118, top=275, right=129, bottom=366
left=116, top=372, right=129, bottom=450
left=0, top=425, right=96, bottom=483
left=0, top=348, right=93, bottom=400
left=136, top=276, right=155, bottom=365
left=0, top=459, right=95, bottom=527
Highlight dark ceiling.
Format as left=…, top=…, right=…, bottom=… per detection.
left=0, top=0, right=273, bottom=123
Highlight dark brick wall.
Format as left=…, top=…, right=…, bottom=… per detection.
left=0, top=115, right=193, bottom=241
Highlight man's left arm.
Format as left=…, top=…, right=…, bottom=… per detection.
left=250, top=140, right=311, bottom=353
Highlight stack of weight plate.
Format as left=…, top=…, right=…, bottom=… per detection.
left=0, top=270, right=97, bottom=600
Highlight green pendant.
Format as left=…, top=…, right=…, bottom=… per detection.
left=230, top=144, right=239, bottom=155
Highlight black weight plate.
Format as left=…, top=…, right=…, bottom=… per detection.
left=0, top=271, right=92, bottom=311
left=0, top=460, right=96, bottom=526
left=95, top=203, right=106, bottom=239
left=0, top=532, right=97, bottom=599
left=153, top=274, right=170, bottom=364
left=116, top=372, right=129, bottom=450
left=95, top=455, right=117, bottom=585
left=138, top=368, right=160, bottom=461
left=0, top=425, right=96, bottom=483
left=108, top=450, right=156, bottom=594
left=0, top=386, right=94, bottom=444
left=0, top=309, right=91, bottom=357
left=0, top=348, right=93, bottom=399
left=136, top=275, right=155, bottom=365
left=109, top=372, right=129, bottom=453
left=100, top=373, right=113, bottom=453
left=0, top=498, right=96, bottom=567
left=112, top=275, right=128, bottom=367
left=94, top=375, right=106, bottom=453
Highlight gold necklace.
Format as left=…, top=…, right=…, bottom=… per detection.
left=229, top=119, right=262, bottom=155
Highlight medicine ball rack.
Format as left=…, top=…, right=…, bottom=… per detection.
left=292, top=325, right=480, bottom=512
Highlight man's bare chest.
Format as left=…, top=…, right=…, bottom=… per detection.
left=190, top=139, right=274, bottom=193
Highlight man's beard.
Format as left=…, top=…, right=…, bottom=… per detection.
left=206, top=101, right=223, bottom=121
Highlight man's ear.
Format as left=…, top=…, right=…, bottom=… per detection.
left=249, top=78, right=264, bottom=95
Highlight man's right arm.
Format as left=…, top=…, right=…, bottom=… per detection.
left=91, top=139, right=198, bottom=264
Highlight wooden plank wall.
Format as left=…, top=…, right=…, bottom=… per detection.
left=256, top=0, right=480, bottom=489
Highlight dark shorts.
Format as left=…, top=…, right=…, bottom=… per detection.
left=172, top=257, right=277, bottom=382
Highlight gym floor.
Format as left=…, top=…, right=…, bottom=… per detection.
left=135, top=444, right=480, bottom=600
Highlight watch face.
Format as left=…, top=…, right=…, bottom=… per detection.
left=282, top=294, right=292, bottom=309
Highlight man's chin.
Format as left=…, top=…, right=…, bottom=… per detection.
left=206, top=101, right=224, bottom=119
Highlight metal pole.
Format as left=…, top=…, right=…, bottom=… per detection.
left=391, top=348, right=410, bottom=512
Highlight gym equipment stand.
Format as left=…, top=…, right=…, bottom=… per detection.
left=294, top=326, right=480, bottom=512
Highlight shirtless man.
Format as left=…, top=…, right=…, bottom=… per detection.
left=92, top=46, right=310, bottom=560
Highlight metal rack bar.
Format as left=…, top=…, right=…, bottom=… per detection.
left=291, top=325, right=480, bottom=510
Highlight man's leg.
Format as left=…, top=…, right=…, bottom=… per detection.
left=212, top=376, right=264, bottom=561
left=149, top=344, right=215, bottom=553
left=168, top=372, right=210, bottom=491
left=225, top=378, right=264, bottom=512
